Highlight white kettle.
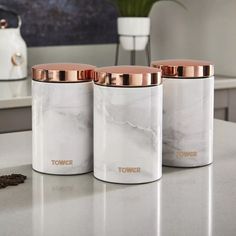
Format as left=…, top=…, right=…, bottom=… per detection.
left=0, top=5, right=27, bottom=80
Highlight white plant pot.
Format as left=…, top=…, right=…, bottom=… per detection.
left=117, top=17, right=150, bottom=51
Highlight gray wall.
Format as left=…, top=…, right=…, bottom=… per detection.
left=150, top=0, right=236, bottom=76
left=0, top=0, right=117, bottom=46
left=27, top=0, right=236, bottom=73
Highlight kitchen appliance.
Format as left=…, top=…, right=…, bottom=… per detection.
left=94, top=66, right=163, bottom=184
left=32, top=63, right=95, bottom=175
left=152, top=59, right=214, bottom=167
left=0, top=5, right=27, bottom=80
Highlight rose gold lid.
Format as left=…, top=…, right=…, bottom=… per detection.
left=151, top=59, right=214, bottom=78
left=94, top=66, right=162, bottom=87
left=32, top=63, right=96, bottom=82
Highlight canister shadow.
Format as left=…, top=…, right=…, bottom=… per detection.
left=163, top=163, right=213, bottom=174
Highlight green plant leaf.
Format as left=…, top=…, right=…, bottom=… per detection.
left=158, top=0, right=187, bottom=10
left=106, top=0, right=186, bottom=17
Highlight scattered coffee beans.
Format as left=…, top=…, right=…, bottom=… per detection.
left=0, top=174, right=27, bottom=189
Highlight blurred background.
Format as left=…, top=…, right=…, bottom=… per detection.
left=0, top=0, right=236, bottom=132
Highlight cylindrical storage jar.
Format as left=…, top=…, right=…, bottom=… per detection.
left=152, top=59, right=214, bottom=167
left=32, top=63, right=95, bottom=175
left=94, top=66, right=163, bottom=184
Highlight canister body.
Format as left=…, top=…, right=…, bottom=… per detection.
left=94, top=85, right=163, bottom=184
left=163, top=76, right=214, bottom=167
left=32, top=80, right=93, bottom=175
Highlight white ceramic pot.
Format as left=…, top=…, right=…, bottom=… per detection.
left=117, top=17, right=150, bottom=51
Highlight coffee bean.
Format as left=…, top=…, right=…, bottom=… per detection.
left=0, top=182, right=7, bottom=189
left=0, top=174, right=27, bottom=189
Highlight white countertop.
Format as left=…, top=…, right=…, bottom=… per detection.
left=0, top=75, right=236, bottom=109
left=0, top=119, right=236, bottom=236
left=214, top=75, right=236, bottom=90
left=0, top=78, right=31, bottom=109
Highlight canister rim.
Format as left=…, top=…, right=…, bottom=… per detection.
left=94, top=66, right=163, bottom=87
left=151, top=59, right=214, bottom=78
left=32, top=63, right=96, bottom=82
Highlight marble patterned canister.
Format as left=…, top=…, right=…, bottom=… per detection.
left=32, top=63, right=95, bottom=175
left=94, top=66, right=163, bottom=184
left=152, top=59, right=214, bottom=167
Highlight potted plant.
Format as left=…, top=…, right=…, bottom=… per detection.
left=108, top=0, right=185, bottom=51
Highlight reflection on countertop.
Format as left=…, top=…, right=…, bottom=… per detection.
left=0, top=75, right=236, bottom=109
left=0, top=166, right=213, bottom=236
left=32, top=172, right=161, bottom=236
left=0, top=165, right=213, bottom=236
left=1, top=120, right=236, bottom=235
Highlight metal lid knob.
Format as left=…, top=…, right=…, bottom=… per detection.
left=12, top=53, right=24, bottom=66
left=0, top=19, right=8, bottom=29
left=0, top=5, right=21, bottom=28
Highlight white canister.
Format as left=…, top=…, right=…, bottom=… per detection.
left=32, top=63, right=95, bottom=175
left=94, top=66, right=163, bottom=184
left=152, top=59, right=214, bottom=167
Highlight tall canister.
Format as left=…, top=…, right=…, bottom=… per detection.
left=94, top=66, right=163, bottom=184
left=32, top=63, right=95, bottom=175
left=152, top=59, right=214, bottom=167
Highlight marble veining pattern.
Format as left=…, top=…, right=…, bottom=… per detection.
left=163, top=77, right=214, bottom=167
left=94, top=85, right=163, bottom=183
left=32, top=81, right=93, bottom=174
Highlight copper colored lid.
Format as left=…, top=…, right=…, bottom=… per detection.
left=32, top=63, right=96, bottom=82
left=94, top=66, right=163, bottom=87
left=151, top=59, right=214, bottom=78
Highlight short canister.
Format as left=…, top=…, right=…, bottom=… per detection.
left=152, top=59, right=214, bottom=167
left=32, top=63, right=95, bottom=175
left=93, top=66, right=163, bottom=184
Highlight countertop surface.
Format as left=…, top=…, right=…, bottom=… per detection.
left=0, top=119, right=236, bottom=236
left=0, top=75, right=236, bottom=109
left=0, top=78, right=31, bottom=109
